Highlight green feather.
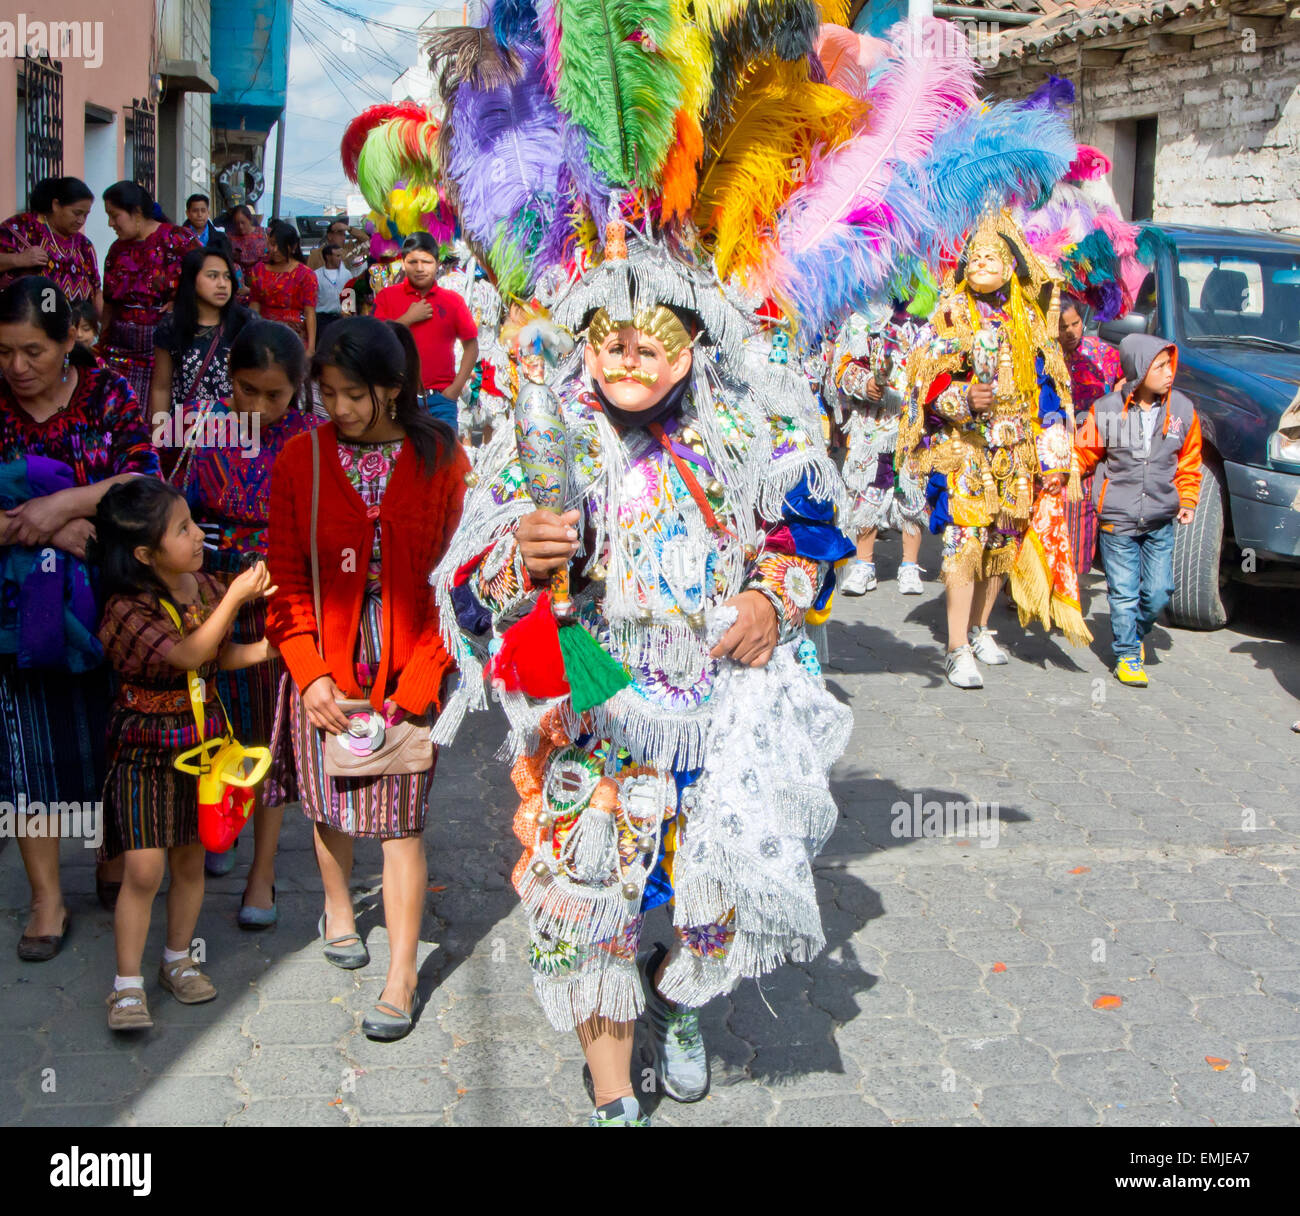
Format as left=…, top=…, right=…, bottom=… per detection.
left=553, top=0, right=683, bottom=190
left=557, top=621, right=631, bottom=714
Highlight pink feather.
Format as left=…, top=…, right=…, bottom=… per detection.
left=778, top=18, right=978, bottom=258
left=1030, top=226, right=1074, bottom=266
left=815, top=24, right=889, bottom=100
left=537, top=0, right=562, bottom=94
left=1066, top=144, right=1111, bottom=182
left=1096, top=210, right=1137, bottom=258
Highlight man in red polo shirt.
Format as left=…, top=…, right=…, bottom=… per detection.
left=374, top=232, right=478, bottom=429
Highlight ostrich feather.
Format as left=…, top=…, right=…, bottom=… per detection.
left=661, top=108, right=705, bottom=220
left=449, top=54, right=572, bottom=288
left=766, top=169, right=928, bottom=332
left=488, top=0, right=542, bottom=50
left=919, top=100, right=1075, bottom=253
left=668, top=0, right=715, bottom=120
left=813, top=24, right=889, bottom=99
left=777, top=18, right=978, bottom=260
left=427, top=25, right=522, bottom=102
left=341, top=103, right=432, bottom=183
left=537, top=0, right=563, bottom=92
left=1066, top=144, right=1111, bottom=182
left=696, top=58, right=864, bottom=279
left=354, top=111, right=441, bottom=214
left=1023, top=74, right=1074, bottom=112
left=552, top=0, right=683, bottom=191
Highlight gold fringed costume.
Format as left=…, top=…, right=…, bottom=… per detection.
left=900, top=211, right=1088, bottom=644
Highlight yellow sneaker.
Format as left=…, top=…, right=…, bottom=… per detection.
left=1115, top=656, right=1148, bottom=687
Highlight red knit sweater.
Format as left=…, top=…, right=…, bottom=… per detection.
left=266, top=423, right=468, bottom=715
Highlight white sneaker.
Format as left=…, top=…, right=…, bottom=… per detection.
left=840, top=561, right=877, bottom=596
left=969, top=626, right=1009, bottom=665
left=945, top=645, right=983, bottom=689
left=897, top=563, right=924, bottom=595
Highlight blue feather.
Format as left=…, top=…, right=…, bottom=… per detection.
left=918, top=101, right=1075, bottom=252
left=488, top=0, right=542, bottom=50
left=781, top=172, right=929, bottom=334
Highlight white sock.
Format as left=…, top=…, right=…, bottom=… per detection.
left=113, top=974, right=144, bottom=993
left=162, top=946, right=190, bottom=964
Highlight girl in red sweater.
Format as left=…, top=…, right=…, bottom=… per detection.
left=266, top=316, right=468, bottom=1040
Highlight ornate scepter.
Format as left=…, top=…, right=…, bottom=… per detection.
left=513, top=329, right=575, bottom=618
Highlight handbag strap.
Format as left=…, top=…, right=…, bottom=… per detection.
left=310, top=428, right=324, bottom=662
left=182, top=326, right=224, bottom=406
left=158, top=596, right=236, bottom=745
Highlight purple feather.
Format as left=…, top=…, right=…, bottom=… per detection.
left=1091, top=279, right=1124, bottom=322
left=1023, top=74, right=1074, bottom=112
left=448, top=47, right=608, bottom=287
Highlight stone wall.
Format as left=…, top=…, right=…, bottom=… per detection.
left=991, top=22, right=1300, bottom=234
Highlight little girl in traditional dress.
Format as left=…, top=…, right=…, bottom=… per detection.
left=93, top=476, right=276, bottom=1031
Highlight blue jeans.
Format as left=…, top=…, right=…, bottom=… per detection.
left=423, top=390, right=459, bottom=430
left=1098, top=522, right=1176, bottom=662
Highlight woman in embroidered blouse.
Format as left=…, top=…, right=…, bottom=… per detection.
left=1059, top=296, right=1123, bottom=579
left=225, top=206, right=268, bottom=283
left=246, top=221, right=317, bottom=355
left=149, top=246, right=251, bottom=478
left=0, top=277, right=160, bottom=960
left=101, top=181, right=198, bottom=403
left=0, top=176, right=101, bottom=309
left=181, top=320, right=320, bottom=926
left=266, top=316, right=467, bottom=1040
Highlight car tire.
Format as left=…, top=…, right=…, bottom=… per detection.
left=1169, top=460, right=1236, bottom=630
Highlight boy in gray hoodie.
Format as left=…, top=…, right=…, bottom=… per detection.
left=1075, top=334, right=1203, bottom=686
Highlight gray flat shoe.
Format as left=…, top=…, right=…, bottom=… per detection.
left=238, top=885, right=277, bottom=931
left=318, top=912, right=369, bottom=970
left=362, top=987, right=420, bottom=1041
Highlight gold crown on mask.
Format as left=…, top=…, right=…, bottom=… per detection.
left=587, top=305, right=693, bottom=361
left=959, top=208, right=1052, bottom=297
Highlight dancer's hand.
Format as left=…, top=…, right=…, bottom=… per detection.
left=517, top=508, right=580, bottom=581
left=711, top=590, right=779, bottom=668
left=967, top=382, right=994, bottom=413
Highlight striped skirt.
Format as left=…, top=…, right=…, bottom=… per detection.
left=99, top=698, right=229, bottom=857
left=291, top=588, right=434, bottom=840
left=0, top=661, right=111, bottom=807
left=1064, top=473, right=1099, bottom=579
left=102, top=317, right=158, bottom=402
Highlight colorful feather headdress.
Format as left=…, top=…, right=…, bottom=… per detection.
left=349, top=2, right=1079, bottom=336
left=1009, top=75, right=1150, bottom=322
left=339, top=102, right=458, bottom=259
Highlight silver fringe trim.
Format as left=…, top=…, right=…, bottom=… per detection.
left=516, top=863, right=632, bottom=949
left=533, top=952, right=644, bottom=1033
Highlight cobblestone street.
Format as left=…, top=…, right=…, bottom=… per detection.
left=4, top=532, right=1299, bottom=1127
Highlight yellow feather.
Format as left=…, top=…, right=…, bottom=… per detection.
left=667, top=0, right=714, bottom=120
left=695, top=59, right=864, bottom=281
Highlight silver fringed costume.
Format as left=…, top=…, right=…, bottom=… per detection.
left=431, top=242, right=854, bottom=1029
left=440, top=258, right=512, bottom=444
left=829, top=308, right=928, bottom=539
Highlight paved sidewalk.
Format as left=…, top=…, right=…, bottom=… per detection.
left=3, top=532, right=1299, bottom=1126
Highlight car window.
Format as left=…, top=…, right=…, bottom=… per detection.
left=1173, top=247, right=1300, bottom=344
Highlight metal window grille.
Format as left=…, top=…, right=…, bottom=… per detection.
left=20, top=55, right=63, bottom=207
left=128, top=99, right=157, bottom=197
